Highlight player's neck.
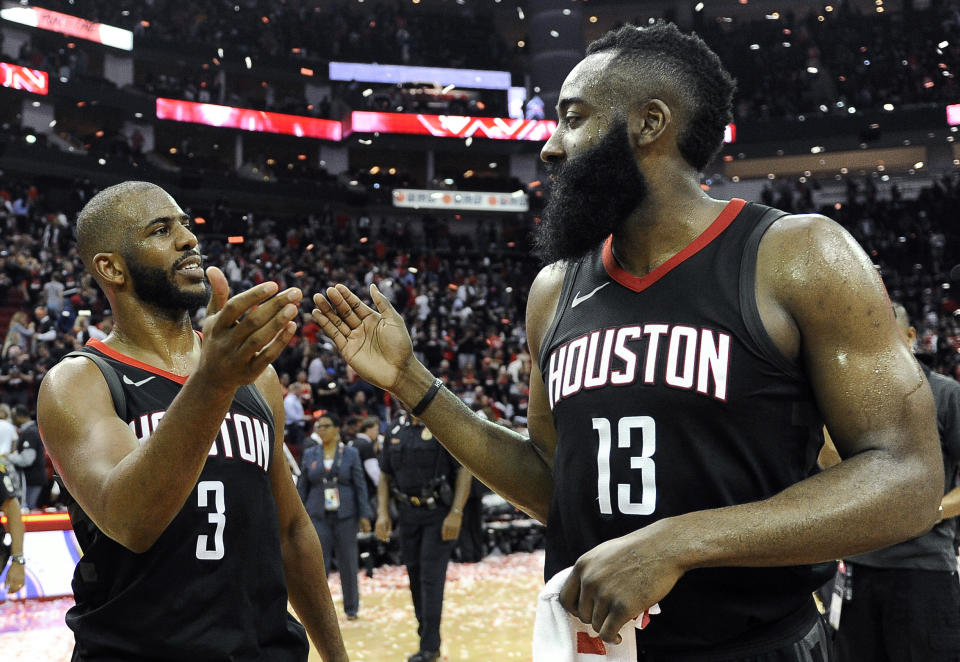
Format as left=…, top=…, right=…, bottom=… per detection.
left=610, top=176, right=726, bottom=278
left=103, top=304, right=199, bottom=375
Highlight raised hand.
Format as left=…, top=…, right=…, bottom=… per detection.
left=312, top=284, right=414, bottom=392
left=196, top=266, right=301, bottom=390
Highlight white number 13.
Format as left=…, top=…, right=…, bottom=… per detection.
left=196, top=480, right=226, bottom=560
left=594, top=416, right=656, bottom=516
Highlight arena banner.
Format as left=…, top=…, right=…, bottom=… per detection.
left=350, top=111, right=557, bottom=141
left=156, top=98, right=343, bottom=141
left=0, top=6, right=133, bottom=51
left=392, top=188, right=529, bottom=212
left=0, top=512, right=79, bottom=600
left=329, top=62, right=512, bottom=90
left=0, top=61, right=48, bottom=95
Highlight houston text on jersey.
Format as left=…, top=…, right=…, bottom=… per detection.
left=545, top=323, right=731, bottom=408
left=128, top=410, right=271, bottom=472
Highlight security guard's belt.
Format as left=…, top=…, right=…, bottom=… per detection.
left=393, top=488, right=440, bottom=508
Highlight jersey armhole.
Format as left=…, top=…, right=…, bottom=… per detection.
left=247, top=383, right=277, bottom=437
left=738, top=208, right=807, bottom=382
left=536, top=259, right=584, bottom=371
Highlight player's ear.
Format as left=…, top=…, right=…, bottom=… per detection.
left=92, top=252, right=126, bottom=287
left=628, top=99, right=671, bottom=149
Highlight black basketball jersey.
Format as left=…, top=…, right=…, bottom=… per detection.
left=538, top=199, right=829, bottom=652
left=65, top=339, right=308, bottom=661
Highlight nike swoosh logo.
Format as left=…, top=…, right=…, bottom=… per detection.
left=122, top=374, right=156, bottom=387
left=571, top=282, right=610, bottom=308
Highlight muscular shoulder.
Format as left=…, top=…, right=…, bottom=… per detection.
left=39, top=356, right=112, bottom=416
left=526, top=262, right=568, bottom=358
left=758, top=213, right=875, bottom=303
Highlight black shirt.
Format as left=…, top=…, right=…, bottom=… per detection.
left=538, top=200, right=827, bottom=651
left=65, top=340, right=308, bottom=661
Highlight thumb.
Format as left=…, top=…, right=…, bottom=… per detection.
left=369, top=283, right=402, bottom=320
left=205, top=266, right=229, bottom=317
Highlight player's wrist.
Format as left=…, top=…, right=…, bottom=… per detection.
left=391, top=360, right=436, bottom=407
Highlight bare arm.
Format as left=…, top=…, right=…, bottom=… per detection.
left=37, top=271, right=301, bottom=552
left=559, top=214, right=943, bottom=642
left=375, top=471, right=392, bottom=542
left=259, top=368, right=348, bottom=662
left=2, top=495, right=24, bottom=593
left=311, top=266, right=564, bottom=522
left=441, top=466, right=473, bottom=541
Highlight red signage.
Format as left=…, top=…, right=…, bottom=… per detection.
left=0, top=6, right=133, bottom=50
left=156, top=98, right=342, bottom=141
left=350, top=111, right=557, bottom=141
left=0, top=61, right=48, bottom=95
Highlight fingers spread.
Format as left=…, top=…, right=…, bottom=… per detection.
left=330, top=284, right=371, bottom=328
left=311, top=293, right=347, bottom=348
left=215, top=281, right=280, bottom=331
left=204, top=266, right=230, bottom=316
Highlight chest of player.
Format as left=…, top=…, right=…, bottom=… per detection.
left=122, top=379, right=274, bottom=475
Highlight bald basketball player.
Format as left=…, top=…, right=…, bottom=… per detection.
left=312, top=22, right=942, bottom=662
left=38, top=182, right=348, bottom=661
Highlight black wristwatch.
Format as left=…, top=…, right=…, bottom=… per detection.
left=10, top=554, right=25, bottom=565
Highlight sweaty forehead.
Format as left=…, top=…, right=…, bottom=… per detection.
left=558, top=52, right=621, bottom=108
left=123, top=188, right=184, bottom=229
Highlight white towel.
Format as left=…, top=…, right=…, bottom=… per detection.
left=532, top=567, right=661, bottom=662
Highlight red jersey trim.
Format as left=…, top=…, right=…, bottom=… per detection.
left=601, top=198, right=747, bottom=293
left=86, top=335, right=201, bottom=385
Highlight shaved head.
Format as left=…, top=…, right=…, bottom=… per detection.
left=76, top=181, right=164, bottom=270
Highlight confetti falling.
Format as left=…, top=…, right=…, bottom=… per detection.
left=0, top=551, right=545, bottom=662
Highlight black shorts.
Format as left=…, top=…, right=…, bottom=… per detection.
left=639, top=612, right=830, bottom=662
left=833, top=563, right=960, bottom=662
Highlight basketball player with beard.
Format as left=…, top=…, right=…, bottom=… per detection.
left=38, top=182, right=348, bottom=661
left=312, top=23, right=942, bottom=661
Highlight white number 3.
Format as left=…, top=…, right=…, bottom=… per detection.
left=594, top=416, right=656, bottom=516
left=196, top=480, right=226, bottom=560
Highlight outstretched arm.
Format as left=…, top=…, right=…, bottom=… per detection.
left=311, top=266, right=563, bottom=522
left=1, top=495, right=24, bottom=593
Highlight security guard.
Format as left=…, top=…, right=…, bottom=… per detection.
left=376, top=415, right=471, bottom=662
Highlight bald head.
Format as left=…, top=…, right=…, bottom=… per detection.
left=76, top=181, right=165, bottom=270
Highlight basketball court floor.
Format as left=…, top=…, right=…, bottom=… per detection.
left=0, top=550, right=545, bottom=662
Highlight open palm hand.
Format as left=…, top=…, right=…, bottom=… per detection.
left=311, top=283, right=414, bottom=392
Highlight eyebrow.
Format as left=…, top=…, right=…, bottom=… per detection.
left=556, top=96, right=589, bottom=115
left=144, top=213, right=191, bottom=230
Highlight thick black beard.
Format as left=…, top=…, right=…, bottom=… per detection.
left=124, top=251, right=211, bottom=315
left=534, top=121, right=648, bottom=265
